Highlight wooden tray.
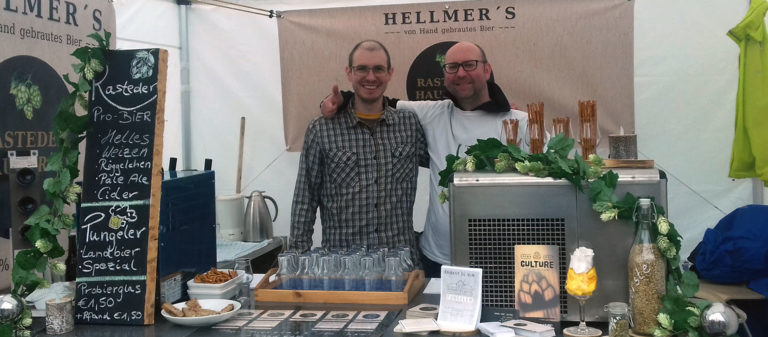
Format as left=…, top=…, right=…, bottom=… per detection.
left=253, top=268, right=425, bottom=305
left=603, top=159, right=655, bottom=169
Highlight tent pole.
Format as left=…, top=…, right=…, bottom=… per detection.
left=179, top=3, right=192, bottom=170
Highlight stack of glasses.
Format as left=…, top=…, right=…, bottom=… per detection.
left=275, top=246, right=415, bottom=292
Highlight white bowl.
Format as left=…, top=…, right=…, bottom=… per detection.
left=187, top=269, right=244, bottom=291
left=187, top=281, right=239, bottom=300
left=161, top=299, right=241, bottom=327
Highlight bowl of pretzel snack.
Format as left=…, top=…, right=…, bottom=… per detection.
left=186, top=268, right=244, bottom=300
left=161, top=298, right=241, bottom=326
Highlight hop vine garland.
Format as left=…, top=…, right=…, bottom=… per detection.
left=8, top=31, right=110, bottom=334
left=438, top=134, right=708, bottom=337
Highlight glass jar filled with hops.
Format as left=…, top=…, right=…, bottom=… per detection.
left=627, top=198, right=666, bottom=336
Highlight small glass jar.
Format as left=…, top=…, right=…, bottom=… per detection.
left=233, top=258, right=253, bottom=308
left=604, top=302, right=630, bottom=337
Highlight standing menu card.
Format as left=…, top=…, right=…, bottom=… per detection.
left=437, top=266, right=482, bottom=332
left=514, top=245, right=560, bottom=319
left=76, top=49, right=167, bottom=325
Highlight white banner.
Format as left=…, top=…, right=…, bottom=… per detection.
left=278, top=0, right=634, bottom=151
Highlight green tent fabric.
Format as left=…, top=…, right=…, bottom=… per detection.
left=728, top=0, right=768, bottom=186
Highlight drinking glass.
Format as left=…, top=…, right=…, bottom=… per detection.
left=563, top=247, right=601, bottom=336
left=277, top=253, right=297, bottom=290
left=296, top=255, right=312, bottom=290
left=340, top=255, right=361, bottom=291
left=233, top=257, right=253, bottom=308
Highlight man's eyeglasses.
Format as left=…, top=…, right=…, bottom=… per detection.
left=442, top=60, right=485, bottom=74
left=352, top=65, right=388, bottom=77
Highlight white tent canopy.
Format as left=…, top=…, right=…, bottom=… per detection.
left=112, top=0, right=766, bottom=260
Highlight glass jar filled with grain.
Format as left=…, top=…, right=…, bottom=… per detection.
left=627, top=198, right=666, bottom=336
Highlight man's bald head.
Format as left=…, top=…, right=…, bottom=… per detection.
left=443, top=41, right=492, bottom=110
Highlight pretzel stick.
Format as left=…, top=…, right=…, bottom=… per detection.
left=553, top=117, right=571, bottom=138
left=578, top=100, right=597, bottom=159
left=503, top=119, right=520, bottom=146
left=527, top=102, right=545, bottom=154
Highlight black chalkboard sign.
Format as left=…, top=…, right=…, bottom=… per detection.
left=76, top=49, right=167, bottom=325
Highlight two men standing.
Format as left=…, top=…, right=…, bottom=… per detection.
left=291, top=40, right=529, bottom=277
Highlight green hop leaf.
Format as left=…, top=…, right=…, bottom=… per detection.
left=681, top=270, right=700, bottom=297
left=21, top=317, right=33, bottom=327
left=685, top=305, right=700, bottom=316
left=592, top=201, right=614, bottom=213
left=77, top=93, right=89, bottom=111
left=687, top=315, right=700, bottom=328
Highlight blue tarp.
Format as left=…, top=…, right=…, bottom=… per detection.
left=693, top=204, right=768, bottom=297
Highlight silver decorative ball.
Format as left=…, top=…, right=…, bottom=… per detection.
left=0, top=293, right=24, bottom=324
left=701, top=302, right=739, bottom=337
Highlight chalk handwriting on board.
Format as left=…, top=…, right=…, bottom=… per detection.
left=91, top=51, right=159, bottom=111
left=75, top=280, right=145, bottom=323
left=80, top=206, right=146, bottom=276
left=77, top=48, right=166, bottom=325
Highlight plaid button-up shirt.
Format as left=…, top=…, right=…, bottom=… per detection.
left=290, top=98, right=428, bottom=261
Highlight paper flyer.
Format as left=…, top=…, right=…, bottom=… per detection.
left=437, top=266, right=483, bottom=331
left=514, top=245, right=560, bottom=319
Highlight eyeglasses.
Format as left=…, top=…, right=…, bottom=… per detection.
left=442, top=60, right=485, bottom=74
left=351, top=65, right=388, bottom=77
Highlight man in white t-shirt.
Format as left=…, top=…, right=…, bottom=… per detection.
left=321, top=42, right=529, bottom=277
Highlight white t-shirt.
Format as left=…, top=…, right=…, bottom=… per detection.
left=397, top=100, right=529, bottom=264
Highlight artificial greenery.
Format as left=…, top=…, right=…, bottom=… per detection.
left=439, top=134, right=709, bottom=337
left=9, top=31, right=110, bottom=333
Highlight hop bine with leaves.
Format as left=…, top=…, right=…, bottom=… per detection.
left=9, top=31, right=110, bottom=334
left=438, top=134, right=705, bottom=336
